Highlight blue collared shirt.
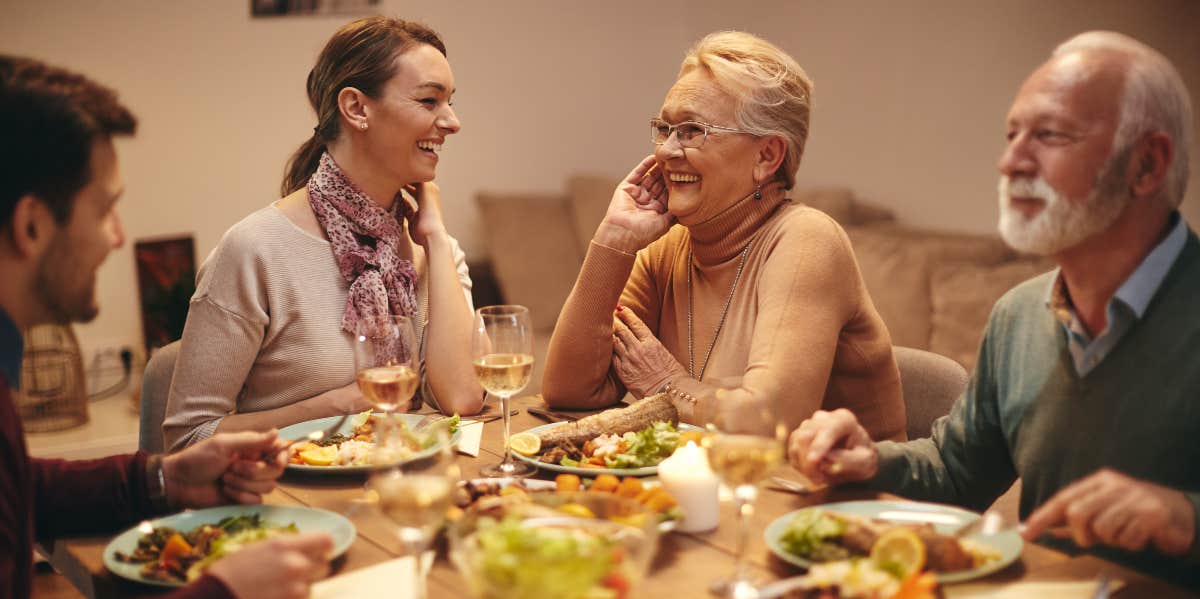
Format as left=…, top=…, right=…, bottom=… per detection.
left=1044, top=213, right=1189, bottom=376
left=0, top=307, right=23, bottom=390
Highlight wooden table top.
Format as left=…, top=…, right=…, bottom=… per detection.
left=39, top=395, right=1197, bottom=598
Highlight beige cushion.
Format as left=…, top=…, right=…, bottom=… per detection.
left=566, top=174, right=616, bottom=257
left=476, top=191, right=583, bottom=331
left=929, top=258, right=1054, bottom=371
left=847, top=224, right=1015, bottom=350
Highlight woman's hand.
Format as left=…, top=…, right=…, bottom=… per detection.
left=593, top=155, right=674, bottom=254
left=612, top=305, right=687, bottom=397
left=405, top=181, right=449, bottom=248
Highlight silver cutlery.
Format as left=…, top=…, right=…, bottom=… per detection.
left=526, top=407, right=580, bottom=422
left=766, top=476, right=824, bottom=495
left=1093, top=573, right=1111, bottom=599
left=286, top=412, right=351, bottom=448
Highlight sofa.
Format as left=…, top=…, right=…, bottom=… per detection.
left=477, top=176, right=1053, bottom=396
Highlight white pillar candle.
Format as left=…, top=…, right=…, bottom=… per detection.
left=657, top=441, right=719, bottom=532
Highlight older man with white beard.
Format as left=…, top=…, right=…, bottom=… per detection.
left=786, top=31, right=1200, bottom=586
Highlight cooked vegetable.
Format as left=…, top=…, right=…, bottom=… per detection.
left=555, top=474, right=582, bottom=493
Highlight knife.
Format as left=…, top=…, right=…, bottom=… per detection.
left=526, top=407, right=580, bottom=422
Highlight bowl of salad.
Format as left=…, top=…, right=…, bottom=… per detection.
left=448, top=492, right=661, bottom=599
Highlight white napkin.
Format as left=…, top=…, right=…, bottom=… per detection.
left=943, top=579, right=1123, bottom=599
left=311, top=552, right=434, bottom=599
left=456, top=419, right=483, bottom=457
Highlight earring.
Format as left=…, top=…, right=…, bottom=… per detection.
left=360, top=121, right=368, bottom=131
left=753, top=182, right=763, bottom=201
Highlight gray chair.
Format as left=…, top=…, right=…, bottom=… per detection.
left=893, top=346, right=969, bottom=440
left=139, top=340, right=181, bottom=453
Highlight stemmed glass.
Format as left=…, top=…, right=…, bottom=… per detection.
left=353, top=315, right=420, bottom=446
left=702, top=388, right=788, bottom=598
left=369, top=426, right=460, bottom=599
left=471, top=305, right=536, bottom=478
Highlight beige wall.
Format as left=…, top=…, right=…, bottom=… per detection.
left=2, top=0, right=1197, bottom=359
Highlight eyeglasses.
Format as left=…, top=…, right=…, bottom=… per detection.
left=650, top=117, right=757, bottom=148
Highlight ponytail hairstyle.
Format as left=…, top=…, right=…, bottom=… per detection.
left=281, top=16, right=446, bottom=196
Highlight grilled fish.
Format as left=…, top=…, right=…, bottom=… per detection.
left=536, top=393, right=678, bottom=447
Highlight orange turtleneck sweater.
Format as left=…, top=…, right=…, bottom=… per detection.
left=542, top=194, right=906, bottom=441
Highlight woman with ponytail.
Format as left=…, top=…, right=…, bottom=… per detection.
left=163, top=17, right=482, bottom=451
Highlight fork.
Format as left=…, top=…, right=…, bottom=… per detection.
left=1092, top=573, right=1111, bottom=599
left=766, top=476, right=825, bottom=495
left=286, top=412, right=352, bottom=448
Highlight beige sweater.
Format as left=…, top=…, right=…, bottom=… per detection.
left=162, top=206, right=472, bottom=451
left=542, top=194, right=905, bottom=440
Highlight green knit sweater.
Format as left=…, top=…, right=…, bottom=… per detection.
left=873, top=231, right=1200, bottom=581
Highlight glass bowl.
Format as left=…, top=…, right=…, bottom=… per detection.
left=448, top=491, right=661, bottom=599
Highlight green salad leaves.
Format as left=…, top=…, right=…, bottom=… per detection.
left=778, top=508, right=851, bottom=562
left=601, top=422, right=680, bottom=470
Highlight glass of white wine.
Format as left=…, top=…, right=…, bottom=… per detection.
left=702, top=388, right=788, bottom=598
left=472, top=305, right=536, bottom=478
left=369, top=426, right=460, bottom=599
left=353, top=315, right=420, bottom=446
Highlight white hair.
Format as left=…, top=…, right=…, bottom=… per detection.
left=1053, top=31, right=1193, bottom=208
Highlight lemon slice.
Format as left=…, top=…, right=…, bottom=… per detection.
left=558, top=503, right=597, bottom=519
left=299, top=445, right=339, bottom=466
left=870, top=527, right=926, bottom=579
left=510, top=432, right=541, bottom=456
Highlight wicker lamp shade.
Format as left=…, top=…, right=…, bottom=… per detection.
left=17, top=324, right=89, bottom=432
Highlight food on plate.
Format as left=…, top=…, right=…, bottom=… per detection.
left=113, top=514, right=297, bottom=583
left=788, top=560, right=938, bottom=599
left=509, top=432, right=541, bottom=456
left=451, top=475, right=680, bottom=525
left=538, top=421, right=682, bottom=470
left=535, top=393, right=677, bottom=447
left=778, top=509, right=1000, bottom=573
left=287, top=411, right=459, bottom=467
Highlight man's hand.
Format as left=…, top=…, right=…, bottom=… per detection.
left=787, top=409, right=879, bottom=485
left=207, top=532, right=333, bottom=599
left=593, top=155, right=674, bottom=254
left=1022, top=469, right=1196, bottom=556
left=162, top=430, right=289, bottom=508
left=612, top=305, right=687, bottom=397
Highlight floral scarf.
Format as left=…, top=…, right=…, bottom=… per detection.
left=307, top=152, right=418, bottom=343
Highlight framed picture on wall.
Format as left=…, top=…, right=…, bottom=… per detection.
left=134, top=236, right=197, bottom=353
left=251, top=0, right=380, bottom=17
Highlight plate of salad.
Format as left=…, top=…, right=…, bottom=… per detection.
left=104, top=505, right=355, bottom=587
left=279, top=411, right=461, bottom=473
left=512, top=420, right=703, bottom=477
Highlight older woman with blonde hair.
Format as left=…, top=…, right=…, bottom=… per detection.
left=542, top=31, right=905, bottom=439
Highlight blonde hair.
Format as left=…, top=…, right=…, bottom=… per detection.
left=679, top=31, right=813, bottom=190
left=1054, top=31, right=1192, bottom=208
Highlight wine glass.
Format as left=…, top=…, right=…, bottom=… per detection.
left=472, top=305, right=536, bottom=478
left=702, top=388, right=788, bottom=599
left=353, top=315, right=420, bottom=445
left=369, top=427, right=460, bottom=599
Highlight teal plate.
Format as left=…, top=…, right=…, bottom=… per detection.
left=279, top=413, right=462, bottom=473
left=513, top=421, right=703, bottom=477
left=104, top=504, right=356, bottom=587
left=764, top=500, right=1022, bottom=584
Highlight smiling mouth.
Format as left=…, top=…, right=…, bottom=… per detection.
left=668, top=173, right=699, bottom=184
left=417, top=140, right=442, bottom=155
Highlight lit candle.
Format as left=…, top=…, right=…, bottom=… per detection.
left=657, top=441, right=719, bottom=532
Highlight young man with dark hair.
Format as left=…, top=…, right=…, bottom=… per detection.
left=0, top=55, right=333, bottom=599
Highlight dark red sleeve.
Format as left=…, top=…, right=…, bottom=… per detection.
left=29, top=451, right=158, bottom=538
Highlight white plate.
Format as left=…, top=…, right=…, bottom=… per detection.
left=764, top=500, right=1022, bottom=583
left=513, top=421, right=703, bottom=477
left=104, top=504, right=356, bottom=587
left=279, top=413, right=462, bottom=474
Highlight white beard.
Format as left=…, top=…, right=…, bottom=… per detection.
left=997, top=174, right=1128, bottom=256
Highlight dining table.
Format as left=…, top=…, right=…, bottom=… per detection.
left=37, top=394, right=1197, bottom=598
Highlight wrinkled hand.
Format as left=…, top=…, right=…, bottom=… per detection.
left=612, top=305, right=687, bottom=397
left=1022, top=469, right=1195, bottom=556
left=405, top=181, right=449, bottom=248
left=207, top=532, right=333, bottom=599
left=162, top=430, right=289, bottom=508
left=787, top=409, right=878, bottom=485
left=593, top=155, right=674, bottom=254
